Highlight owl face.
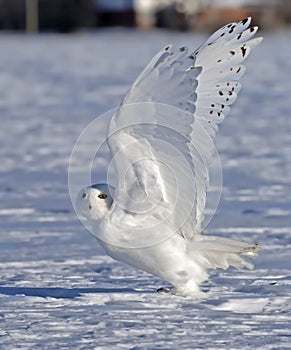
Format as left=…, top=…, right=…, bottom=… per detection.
left=77, top=183, right=114, bottom=222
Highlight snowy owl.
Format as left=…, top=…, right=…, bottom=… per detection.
left=74, top=18, right=262, bottom=296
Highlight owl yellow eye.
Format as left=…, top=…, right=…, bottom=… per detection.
left=98, top=193, right=108, bottom=199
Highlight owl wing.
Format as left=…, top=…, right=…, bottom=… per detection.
left=107, top=17, right=262, bottom=240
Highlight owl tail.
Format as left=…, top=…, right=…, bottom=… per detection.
left=188, top=235, right=259, bottom=270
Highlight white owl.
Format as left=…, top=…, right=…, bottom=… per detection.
left=75, top=18, right=262, bottom=296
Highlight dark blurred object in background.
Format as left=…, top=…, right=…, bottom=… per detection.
left=0, top=0, right=291, bottom=32
left=0, top=0, right=96, bottom=32
left=156, top=2, right=188, bottom=31
left=191, top=0, right=291, bottom=32
left=38, top=0, right=96, bottom=32
left=96, top=0, right=135, bottom=27
left=153, top=0, right=291, bottom=32
left=38, top=0, right=95, bottom=32
left=0, top=0, right=26, bottom=30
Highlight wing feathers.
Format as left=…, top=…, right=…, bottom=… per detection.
left=109, top=18, right=262, bottom=238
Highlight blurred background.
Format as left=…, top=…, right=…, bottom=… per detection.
left=1, top=0, right=291, bottom=33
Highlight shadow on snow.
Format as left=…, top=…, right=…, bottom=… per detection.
left=0, top=286, right=153, bottom=299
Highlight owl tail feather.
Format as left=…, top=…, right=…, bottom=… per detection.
left=188, top=235, right=259, bottom=270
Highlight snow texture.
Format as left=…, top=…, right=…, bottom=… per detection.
left=0, top=29, right=290, bottom=349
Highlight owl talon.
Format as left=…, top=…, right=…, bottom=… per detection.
left=157, top=287, right=171, bottom=294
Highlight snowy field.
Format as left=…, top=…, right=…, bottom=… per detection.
left=0, top=28, right=290, bottom=349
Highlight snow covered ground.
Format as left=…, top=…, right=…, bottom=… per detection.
left=0, top=28, right=290, bottom=349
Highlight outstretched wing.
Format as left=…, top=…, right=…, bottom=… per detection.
left=108, top=18, right=262, bottom=239
left=107, top=103, right=197, bottom=239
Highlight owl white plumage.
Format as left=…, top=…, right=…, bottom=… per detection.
left=76, top=18, right=262, bottom=296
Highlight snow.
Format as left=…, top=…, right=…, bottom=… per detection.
left=0, top=29, right=291, bottom=349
